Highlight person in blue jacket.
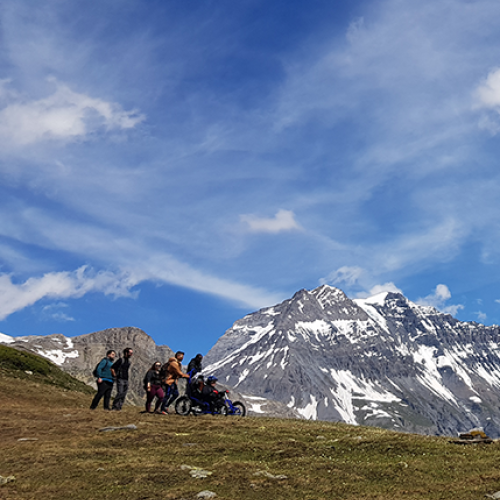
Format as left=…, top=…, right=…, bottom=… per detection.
left=90, top=350, right=116, bottom=410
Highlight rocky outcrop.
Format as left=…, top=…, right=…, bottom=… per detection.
left=3, top=327, right=173, bottom=406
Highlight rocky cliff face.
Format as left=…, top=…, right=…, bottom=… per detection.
left=1, top=327, right=173, bottom=406
left=204, top=285, right=500, bottom=437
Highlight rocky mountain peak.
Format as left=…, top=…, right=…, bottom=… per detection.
left=205, top=285, right=500, bottom=437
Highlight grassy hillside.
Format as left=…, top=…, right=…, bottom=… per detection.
left=0, top=344, right=94, bottom=394
left=1, top=356, right=500, bottom=500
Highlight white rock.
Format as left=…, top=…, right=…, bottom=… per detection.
left=197, top=491, right=216, bottom=498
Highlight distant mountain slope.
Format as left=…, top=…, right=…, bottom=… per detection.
left=204, top=285, right=500, bottom=437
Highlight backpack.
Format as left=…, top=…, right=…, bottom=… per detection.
left=92, top=358, right=104, bottom=378
left=159, top=361, right=170, bottom=381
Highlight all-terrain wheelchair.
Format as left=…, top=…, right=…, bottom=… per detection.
left=175, top=373, right=246, bottom=417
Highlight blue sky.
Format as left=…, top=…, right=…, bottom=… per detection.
left=1, top=0, right=500, bottom=358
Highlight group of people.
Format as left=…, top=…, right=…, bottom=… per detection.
left=90, top=347, right=134, bottom=411
left=142, top=352, right=223, bottom=414
left=90, top=348, right=219, bottom=413
left=143, top=351, right=194, bottom=414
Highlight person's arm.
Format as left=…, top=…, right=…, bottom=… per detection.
left=172, top=361, right=189, bottom=379
left=145, top=371, right=154, bottom=391
left=111, top=359, right=122, bottom=379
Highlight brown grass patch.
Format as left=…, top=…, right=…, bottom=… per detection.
left=2, top=373, right=500, bottom=499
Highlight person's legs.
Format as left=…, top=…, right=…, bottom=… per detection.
left=163, top=383, right=179, bottom=409
left=90, top=381, right=108, bottom=409
left=154, top=387, right=165, bottom=412
left=102, top=381, right=113, bottom=410
left=112, top=379, right=128, bottom=410
left=160, top=386, right=169, bottom=412
left=146, top=386, right=157, bottom=412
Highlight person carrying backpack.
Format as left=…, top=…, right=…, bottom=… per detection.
left=160, top=351, right=189, bottom=413
left=111, top=347, right=133, bottom=411
left=90, top=350, right=116, bottom=411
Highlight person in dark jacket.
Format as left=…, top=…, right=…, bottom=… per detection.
left=144, top=362, right=165, bottom=414
left=201, top=376, right=225, bottom=412
left=111, top=347, right=133, bottom=411
left=187, top=354, right=203, bottom=376
left=90, top=350, right=116, bottom=410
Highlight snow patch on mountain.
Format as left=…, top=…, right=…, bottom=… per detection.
left=328, top=368, right=401, bottom=424
left=35, top=347, right=79, bottom=366
left=297, top=394, right=318, bottom=419
left=243, top=395, right=267, bottom=414
left=0, top=333, right=14, bottom=344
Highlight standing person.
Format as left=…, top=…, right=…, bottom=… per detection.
left=144, top=362, right=165, bottom=414
left=187, top=354, right=203, bottom=376
left=160, top=351, right=189, bottom=413
left=111, top=347, right=134, bottom=411
left=90, top=350, right=116, bottom=411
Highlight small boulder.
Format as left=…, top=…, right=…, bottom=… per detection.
left=254, top=470, right=288, bottom=480
left=99, top=424, right=138, bottom=432
left=196, top=491, right=216, bottom=499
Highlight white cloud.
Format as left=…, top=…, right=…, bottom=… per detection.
left=354, top=282, right=403, bottom=299
left=120, top=254, right=284, bottom=311
left=0, top=266, right=138, bottom=321
left=240, top=209, right=301, bottom=233
left=368, top=282, right=403, bottom=296
left=474, top=68, right=500, bottom=134
left=416, top=284, right=464, bottom=316
left=475, top=68, right=500, bottom=109
left=0, top=80, right=144, bottom=146
left=320, top=266, right=364, bottom=287
left=0, top=256, right=284, bottom=321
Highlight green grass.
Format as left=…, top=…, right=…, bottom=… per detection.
left=0, top=344, right=94, bottom=394
left=1, top=355, right=500, bottom=499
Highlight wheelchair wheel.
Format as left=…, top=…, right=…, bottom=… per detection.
left=175, top=396, right=192, bottom=416
left=231, top=401, right=246, bottom=417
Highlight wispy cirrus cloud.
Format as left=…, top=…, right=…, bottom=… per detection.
left=320, top=266, right=364, bottom=287
left=41, top=302, right=75, bottom=322
left=0, top=266, right=138, bottom=321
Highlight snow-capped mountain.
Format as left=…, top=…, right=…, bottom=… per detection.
left=204, top=285, right=500, bottom=437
